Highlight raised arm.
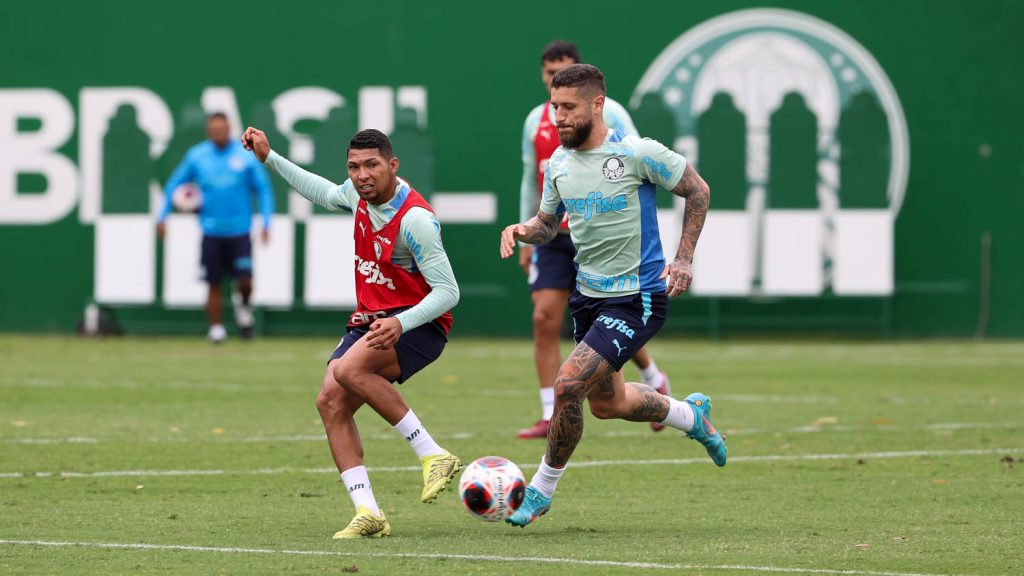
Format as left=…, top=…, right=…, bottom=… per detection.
left=242, top=126, right=354, bottom=212
left=665, top=162, right=711, bottom=297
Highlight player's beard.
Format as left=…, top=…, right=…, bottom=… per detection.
left=558, top=118, right=593, bottom=149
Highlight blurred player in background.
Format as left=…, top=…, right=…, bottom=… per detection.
left=500, top=64, right=725, bottom=528
left=515, top=40, right=671, bottom=439
left=158, top=112, right=273, bottom=343
left=242, top=126, right=461, bottom=539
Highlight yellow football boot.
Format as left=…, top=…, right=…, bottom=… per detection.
left=332, top=506, right=391, bottom=539
left=420, top=451, right=461, bottom=503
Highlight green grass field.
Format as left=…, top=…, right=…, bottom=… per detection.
left=1, top=335, right=1022, bottom=575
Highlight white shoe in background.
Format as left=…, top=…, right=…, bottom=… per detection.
left=232, top=290, right=255, bottom=340
left=208, top=324, right=227, bottom=344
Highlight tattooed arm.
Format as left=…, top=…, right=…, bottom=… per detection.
left=498, top=210, right=561, bottom=259
left=664, top=162, right=711, bottom=297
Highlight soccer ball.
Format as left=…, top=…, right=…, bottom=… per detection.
left=171, top=183, right=202, bottom=213
left=458, top=456, right=526, bottom=522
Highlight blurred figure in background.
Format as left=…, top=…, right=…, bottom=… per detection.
left=515, top=40, right=671, bottom=439
left=158, top=112, right=273, bottom=343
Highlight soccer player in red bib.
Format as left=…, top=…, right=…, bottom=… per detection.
left=515, top=40, right=672, bottom=439
left=242, top=127, right=461, bottom=539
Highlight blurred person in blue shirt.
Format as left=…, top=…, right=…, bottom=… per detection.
left=158, top=112, right=274, bottom=343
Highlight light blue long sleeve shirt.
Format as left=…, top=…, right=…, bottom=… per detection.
left=160, top=140, right=273, bottom=237
left=265, top=150, right=459, bottom=332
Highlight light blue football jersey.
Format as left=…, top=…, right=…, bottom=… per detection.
left=539, top=130, right=686, bottom=298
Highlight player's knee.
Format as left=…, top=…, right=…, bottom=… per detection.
left=315, top=385, right=339, bottom=416
left=553, top=378, right=585, bottom=404
left=532, top=307, right=561, bottom=335
left=588, top=399, right=617, bottom=420
left=331, top=360, right=357, bottom=389
left=317, top=368, right=348, bottom=412
left=318, top=380, right=359, bottom=417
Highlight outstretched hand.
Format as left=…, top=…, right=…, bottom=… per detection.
left=241, top=127, right=270, bottom=163
left=660, top=258, right=693, bottom=298
left=499, top=224, right=526, bottom=259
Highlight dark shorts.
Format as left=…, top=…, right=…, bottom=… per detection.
left=568, top=290, right=668, bottom=372
left=529, top=233, right=577, bottom=292
left=201, top=234, right=252, bottom=285
left=328, top=320, right=448, bottom=384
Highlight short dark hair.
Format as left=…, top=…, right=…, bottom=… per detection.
left=206, top=112, right=228, bottom=122
left=541, top=40, right=580, bottom=64
left=347, top=129, right=394, bottom=158
left=550, top=63, right=606, bottom=98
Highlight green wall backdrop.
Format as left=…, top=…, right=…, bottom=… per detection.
left=1, top=0, right=1022, bottom=337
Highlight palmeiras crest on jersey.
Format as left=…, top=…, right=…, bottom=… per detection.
left=373, top=241, right=383, bottom=260
left=631, top=8, right=909, bottom=297
left=602, top=157, right=625, bottom=181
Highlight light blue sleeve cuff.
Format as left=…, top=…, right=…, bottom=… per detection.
left=392, top=258, right=459, bottom=333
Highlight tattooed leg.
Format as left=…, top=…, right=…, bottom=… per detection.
left=615, top=382, right=671, bottom=422
left=587, top=364, right=671, bottom=423
left=546, top=342, right=613, bottom=468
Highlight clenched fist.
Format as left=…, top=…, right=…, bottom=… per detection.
left=241, top=127, right=271, bottom=163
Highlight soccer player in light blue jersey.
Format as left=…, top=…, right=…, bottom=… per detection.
left=515, top=40, right=673, bottom=440
left=499, top=64, right=726, bottom=528
left=158, top=113, right=273, bottom=343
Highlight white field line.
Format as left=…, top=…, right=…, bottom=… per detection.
left=5, top=376, right=1023, bottom=409
left=0, top=377, right=305, bottom=394
left=0, top=539, right=978, bottom=576
left=5, top=421, right=1019, bottom=445
left=2, top=432, right=473, bottom=445
left=1, top=448, right=1021, bottom=480
left=3, top=437, right=100, bottom=445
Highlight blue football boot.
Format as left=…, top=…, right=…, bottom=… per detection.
left=684, top=392, right=727, bottom=467
left=505, top=486, right=552, bottom=528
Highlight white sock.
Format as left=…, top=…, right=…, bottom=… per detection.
left=529, top=457, right=566, bottom=498
left=340, top=465, right=380, bottom=515
left=640, top=360, right=662, bottom=386
left=394, top=410, right=445, bottom=459
left=540, top=387, right=555, bottom=421
left=659, top=397, right=695, bottom=432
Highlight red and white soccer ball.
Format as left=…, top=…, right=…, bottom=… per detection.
left=171, top=183, right=203, bottom=213
left=458, top=456, right=526, bottom=522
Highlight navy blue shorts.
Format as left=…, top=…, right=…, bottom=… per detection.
left=568, top=290, right=667, bottom=372
left=201, top=234, right=252, bottom=285
left=328, top=320, right=448, bottom=384
left=529, top=233, right=576, bottom=292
